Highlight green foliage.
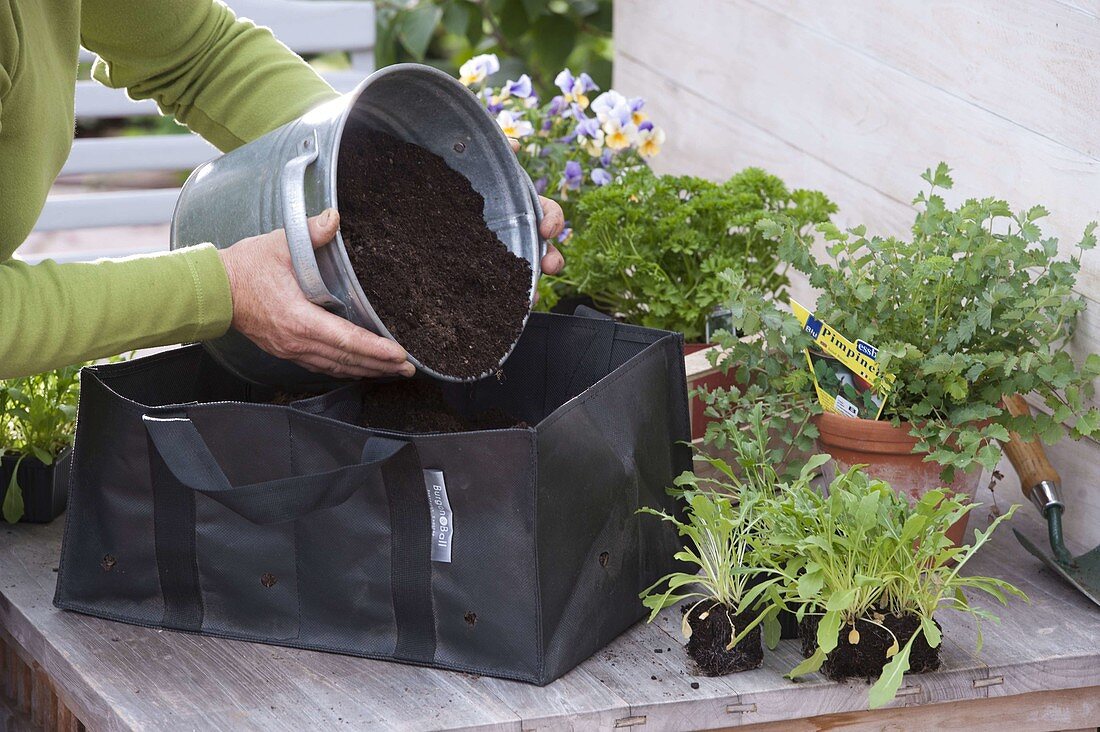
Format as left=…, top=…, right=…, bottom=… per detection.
left=0, top=365, right=82, bottom=523
left=0, top=366, right=81, bottom=464
left=638, top=488, right=783, bottom=649
left=760, top=163, right=1100, bottom=477
left=698, top=271, right=822, bottom=480
left=375, top=0, right=612, bottom=97
left=767, top=466, right=1026, bottom=708
left=642, top=417, right=831, bottom=650
left=546, top=167, right=836, bottom=340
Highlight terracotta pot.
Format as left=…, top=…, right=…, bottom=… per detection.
left=684, top=343, right=740, bottom=441
left=813, top=412, right=981, bottom=546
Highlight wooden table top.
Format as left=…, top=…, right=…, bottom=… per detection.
left=0, top=485, right=1097, bottom=731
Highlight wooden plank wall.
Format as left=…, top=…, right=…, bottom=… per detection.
left=614, top=0, right=1100, bottom=550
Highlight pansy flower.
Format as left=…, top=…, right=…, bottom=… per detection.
left=628, top=97, right=647, bottom=126
left=602, top=114, right=638, bottom=151
left=503, top=74, right=534, bottom=100
left=554, top=69, right=599, bottom=108
left=495, top=109, right=534, bottom=139
left=459, top=54, right=500, bottom=86
left=479, top=88, right=504, bottom=115
left=559, top=160, right=583, bottom=197
left=591, top=90, right=628, bottom=124
left=547, top=95, right=567, bottom=117
left=591, top=168, right=612, bottom=186
left=637, top=125, right=666, bottom=158
left=568, top=102, right=589, bottom=121
left=574, top=111, right=604, bottom=156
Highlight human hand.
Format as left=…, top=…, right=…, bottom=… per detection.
left=538, top=195, right=565, bottom=275
left=218, top=209, right=415, bottom=379
left=510, top=139, right=565, bottom=275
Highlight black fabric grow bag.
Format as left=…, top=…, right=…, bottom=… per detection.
left=53, top=312, right=691, bottom=684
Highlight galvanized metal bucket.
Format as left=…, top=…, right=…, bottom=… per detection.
left=171, top=63, right=544, bottom=386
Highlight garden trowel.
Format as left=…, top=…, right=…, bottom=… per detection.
left=1002, top=394, right=1100, bottom=608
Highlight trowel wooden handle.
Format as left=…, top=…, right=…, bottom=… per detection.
left=1001, top=394, right=1060, bottom=498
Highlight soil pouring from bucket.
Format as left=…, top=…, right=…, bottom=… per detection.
left=357, top=380, right=523, bottom=433
left=338, top=129, right=533, bottom=380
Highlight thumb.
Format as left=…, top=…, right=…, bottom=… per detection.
left=308, top=208, right=341, bottom=249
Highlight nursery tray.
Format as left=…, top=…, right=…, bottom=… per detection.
left=0, top=486, right=1098, bottom=731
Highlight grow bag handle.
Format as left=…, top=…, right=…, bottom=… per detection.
left=143, top=414, right=422, bottom=525
left=282, top=132, right=349, bottom=317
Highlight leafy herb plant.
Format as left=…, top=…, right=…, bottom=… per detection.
left=639, top=487, right=783, bottom=674
left=761, top=164, right=1100, bottom=477
left=545, top=167, right=835, bottom=340
left=768, top=465, right=1026, bottom=708
left=696, top=270, right=822, bottom=481
left=0, top=365, right=82, bottom=523
left=641, top=411, right=834, bottom=674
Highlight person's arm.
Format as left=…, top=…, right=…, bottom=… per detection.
left=0, top=13, right=233, bottom=378
left=3, top=1, right=564, bottom=381
left=0, top=250, right=231, bottom=379
left=1, top=1, right=412, bottom=379
left=80, top=0, right=341, bottom=152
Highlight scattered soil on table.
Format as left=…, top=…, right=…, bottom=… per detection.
left=683, top=603, right=763, bottom=675
left=358, top=379, right=522, bottom=433
left=337, top=129, right=532, bottom=379
left=800, top=612, right=941, bottom=681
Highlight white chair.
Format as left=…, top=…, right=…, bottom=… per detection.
left=29, top=0, right=374, bottom=260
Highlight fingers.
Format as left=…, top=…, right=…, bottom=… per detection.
left=308, top=208, right=341, bottom=250
left=537, top=195, right=566, bottom=275
left=538, top=196, right=564, bottom=241
left=292, top=306, right=416, bottom=377
left=226, top=215, right=420, bottom=381
left=294, top=354, right=396, bottom=380
left=541, top=242, right=565, bottom=275
left=509, top=138, right=520, bottom=153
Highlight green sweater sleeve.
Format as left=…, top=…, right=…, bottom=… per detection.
left=0, top=1, right=343, bottom=378
left=0, top=247, right=230, bottom=380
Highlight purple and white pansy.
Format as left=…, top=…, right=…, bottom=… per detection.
left=459, top=54, right=500, bottom=87
left=458, top=53, right=664, bottom=204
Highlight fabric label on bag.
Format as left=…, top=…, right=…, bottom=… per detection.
left=423, top=469, right=453, bottom=563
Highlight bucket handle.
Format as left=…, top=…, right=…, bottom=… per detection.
left=282, top=132, right=349, bottom=317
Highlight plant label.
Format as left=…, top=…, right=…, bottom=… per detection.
left=790, top=299, right=895, bottom=420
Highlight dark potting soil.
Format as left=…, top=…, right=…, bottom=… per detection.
left=337, top=130, right=532, bottom=379
left=268, top=390, right=318, bottom=406
left=800, top=612, right=941, bottom=681
left=358, top=379, right=522, bottom=433
left=683, top=603, right=763, bottom=675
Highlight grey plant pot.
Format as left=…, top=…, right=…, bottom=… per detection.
left=171, top=63, right=544, bottom=386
